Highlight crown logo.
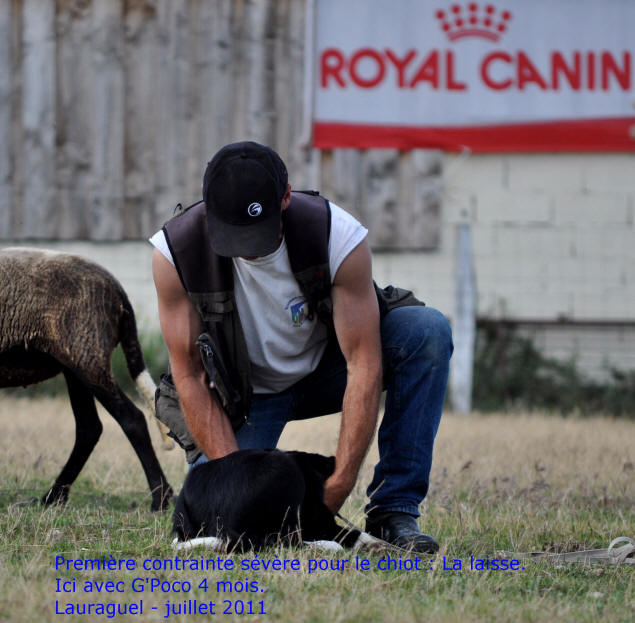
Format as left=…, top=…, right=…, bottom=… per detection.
left=436, top=4, right=512, bottom=42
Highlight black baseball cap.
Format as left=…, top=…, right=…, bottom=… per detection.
left=203, top=141, right=288, bottom=257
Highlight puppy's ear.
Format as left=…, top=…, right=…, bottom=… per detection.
left=288, top=451, right=335, bottom=481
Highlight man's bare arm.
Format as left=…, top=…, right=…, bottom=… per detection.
left=152, top=249, right=238, bottom=459
left=323, top=239, right=382, bottom=513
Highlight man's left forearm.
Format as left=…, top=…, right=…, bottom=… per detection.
left=323, top=361, right=382, bottom=513
left=325, top=238, right=382, bottom=513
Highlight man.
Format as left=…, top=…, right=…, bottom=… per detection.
left=151, top=141, right=453, bottom=553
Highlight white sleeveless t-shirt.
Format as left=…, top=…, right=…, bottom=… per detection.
left=150, top=202, right=367, bottom=393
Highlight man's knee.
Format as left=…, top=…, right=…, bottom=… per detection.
left=419, top=307, right=454, bottom=362
left=381, top=306, right=453, bottom=365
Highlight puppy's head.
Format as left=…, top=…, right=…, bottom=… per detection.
left=286, top=451, right=335, bottom=486
left=285, top=451, right=359, bottom=544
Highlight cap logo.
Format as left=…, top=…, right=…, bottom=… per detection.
left=247, top=202, right=263, bottom=217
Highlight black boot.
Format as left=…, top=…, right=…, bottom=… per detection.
left=365, top=512, right=439, bottom=554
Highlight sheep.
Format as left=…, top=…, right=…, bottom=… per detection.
left=0, top=247, right=173, bottom=511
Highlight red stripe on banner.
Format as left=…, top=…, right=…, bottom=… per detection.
left=313, top=118, right=635, bottom=152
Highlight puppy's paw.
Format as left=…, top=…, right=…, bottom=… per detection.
left=171, top=536, right=225, bottom=551
left=304, top=540, right=344, bottom=552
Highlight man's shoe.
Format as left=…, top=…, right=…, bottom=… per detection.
left=365, top=512, right=439, bottom=554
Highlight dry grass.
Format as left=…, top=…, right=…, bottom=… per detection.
left=2, top=396, right=631, bottom=506
left=0, top=395, right=633, bottom=622
left=282, top=410, right=634, bottom=540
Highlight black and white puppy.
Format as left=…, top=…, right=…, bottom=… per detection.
left=173, top=449, right=361, bottom=550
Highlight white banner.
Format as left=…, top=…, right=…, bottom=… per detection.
left=312, top=0, right=635, bottom=151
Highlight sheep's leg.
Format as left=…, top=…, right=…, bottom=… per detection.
left=93, top=385, right=173, bottom=511
left=42, top=370, right=103, bottom=506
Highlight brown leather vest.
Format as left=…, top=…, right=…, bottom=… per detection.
left=162, top=191, right=333, bottom=427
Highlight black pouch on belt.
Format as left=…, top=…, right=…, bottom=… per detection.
left=195, top=332, right=247, bottom=432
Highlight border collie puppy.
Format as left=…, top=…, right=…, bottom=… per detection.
left=173, top=449, right=360, bottom=550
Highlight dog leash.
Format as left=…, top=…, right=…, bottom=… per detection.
left=337, top=517, right=635, bottom=565
left=496, top=536, right=635, bottom=566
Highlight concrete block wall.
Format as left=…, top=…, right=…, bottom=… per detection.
left=440, top=153, right=635, bottom=323
left=373, top=152, right=635, bottom=377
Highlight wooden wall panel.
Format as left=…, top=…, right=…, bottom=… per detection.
left=90, top=0, right=125, bottom=240
left=0, top=0, right=12, bottom=237
left=124, top=0, right=163, bottom=238
left=1, top=0, right=441, bottom=249
left=21, top=0, right=56, bottom=237
left=56, top=0, right=95, bottom=238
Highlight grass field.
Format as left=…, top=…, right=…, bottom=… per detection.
left=0, top=395, right=632, bottom=622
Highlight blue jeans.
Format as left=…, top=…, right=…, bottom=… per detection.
left=193, top=306, right=453, bottom=518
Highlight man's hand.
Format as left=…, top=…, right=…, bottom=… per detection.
left=323, top=473, right=356, bottom=515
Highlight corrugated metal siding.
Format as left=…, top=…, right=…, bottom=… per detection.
left=0, top=0, right=441, bottom=247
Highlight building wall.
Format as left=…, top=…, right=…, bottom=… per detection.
left=1, top=1, right=633, bottom=381
left=4, top=152, right=634, bottom=379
